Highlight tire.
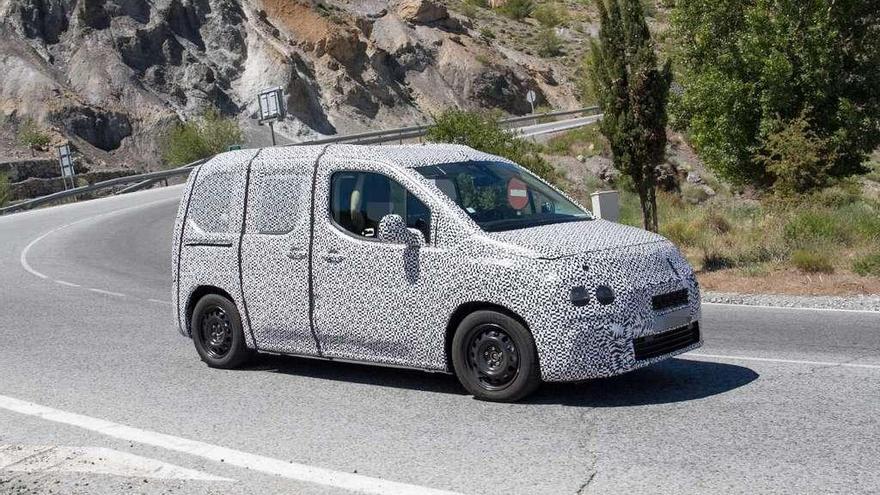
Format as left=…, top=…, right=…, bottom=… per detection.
left=451, top=310, right=541, bottom=402
left=190, top=294, right=253, bottom=369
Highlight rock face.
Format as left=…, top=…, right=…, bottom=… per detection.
left=393, top=0, right=448, bottom=24
left=0, top=0, right=580, bottom=169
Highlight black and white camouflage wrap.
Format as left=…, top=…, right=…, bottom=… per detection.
left=172, top=144, right=702, bottom=383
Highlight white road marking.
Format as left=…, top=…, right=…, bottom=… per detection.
left=87, top=288, right=126, bottom=298
left=18, top=197, right=178, bottom=303
left=147, top=298, right=173, bottom=306
left=0, top=445, right=232, bottom=481
left=0, top=394, right=465, bottom=495
left=686, top=352, right=880, bottom=370
left=703, top=302, right=879, bottom=315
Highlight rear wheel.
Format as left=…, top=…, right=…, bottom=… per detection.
left=452, top=310, right=541, bottom=402
left=191, top=294, right=252, bottom=368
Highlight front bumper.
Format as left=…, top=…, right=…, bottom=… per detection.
left=537, top=277, right=703, bottom=383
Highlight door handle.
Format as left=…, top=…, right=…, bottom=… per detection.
left=320, top=250, right=345, bottom=263
left=286, top=248, right=307, bottom=260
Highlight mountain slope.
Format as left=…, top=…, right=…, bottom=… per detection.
left=0, top=0, right=581, bottom=169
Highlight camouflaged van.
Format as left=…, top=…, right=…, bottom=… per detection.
left=172, top=144, right=702, bottom=401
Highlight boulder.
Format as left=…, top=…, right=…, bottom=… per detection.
left=393, top=0, right=448, bottom=24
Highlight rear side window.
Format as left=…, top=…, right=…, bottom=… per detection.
left=330, top=171, right=431, bottom=242
left=188, top=172, right=235, bottom=233
left=250, top=172, right=309, bottom=234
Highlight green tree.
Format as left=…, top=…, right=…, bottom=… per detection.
left=18, top=119, right=51, bottom=156
left=671, top=0, right=880, bottom=189
left=161, top=109, right=243, bottom=167
left=425, top=109, right=558, bottom=181
left=588, top=0, right=672, bottom=232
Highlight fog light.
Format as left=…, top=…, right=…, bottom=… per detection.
left=569, top=286, right=590, bottom=307
left=596, top=285, right=615, bottom=305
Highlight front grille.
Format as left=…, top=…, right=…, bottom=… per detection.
left=652, top=288, right=689, bottom=311
left=633, top=323, right=700, bottom=361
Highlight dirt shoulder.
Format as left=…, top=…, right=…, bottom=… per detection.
left=698, top=268, right=880, bottom=297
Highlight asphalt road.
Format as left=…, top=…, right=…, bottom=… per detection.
left=1, top=185, right=878, bottom=495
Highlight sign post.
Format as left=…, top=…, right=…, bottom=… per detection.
left=257, top=87, right=285, bottom=146
left=57, top=144, right=76, bottom=191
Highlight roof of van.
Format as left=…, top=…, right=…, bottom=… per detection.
left=322, top=144, right=507, bottom=168
left=198, top=144, right=509, bottom=174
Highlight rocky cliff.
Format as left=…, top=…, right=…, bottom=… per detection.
left=0, top=0, right=581, bottom=169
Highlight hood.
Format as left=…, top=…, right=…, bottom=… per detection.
left=483, top=219, right=667, bottom=259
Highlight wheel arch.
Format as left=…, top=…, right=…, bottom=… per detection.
left=185, top=285, right=236, bottom=338
left=443, top=301, right=532, bottom=372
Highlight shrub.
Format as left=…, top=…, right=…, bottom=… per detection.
left=17, top=119, right=51, bottom=154
left=479, top=27, right=496, bottom=41
left=536, top=28, right=562, bottom=57
left=500, top=0, right=534, bottom=20
left=700, top=210, right=732, bottom=234
left=852, top=252, right=880, bottom=277
left=426, top=109, right=557, bottom=181
left=0, top=174, right=9, bottom=207
left=533, top=2, right=566, bottom=27
left=783, top=211, right=852, bottom=247
left=790, top=249, right=834, bottom=274
left=461, top=1, right=481, bottom=19
left=545, top=125, right=605, bottom=156
left=661, top=219, right=701, bottom=247
left=681, top=183, right=710, bottom=204
left=161, top=109, right=243, bottom=168
left=758, top=113, right=835, bottom=195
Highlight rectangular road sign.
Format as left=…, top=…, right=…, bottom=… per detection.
left=258, top=87, right=284, bottom=122
left=58, top=144, right=75, bottom=178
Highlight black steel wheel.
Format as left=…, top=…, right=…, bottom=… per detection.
left=199, top=305, right=233, bottom=359
left=191, top=294, right=252, bottom=369
left=452, top=310, right=541, bottom=402
left=467, top=324, right=520, bottom=390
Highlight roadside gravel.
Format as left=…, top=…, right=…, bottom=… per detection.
left=703, top=291, right=880, bottom=312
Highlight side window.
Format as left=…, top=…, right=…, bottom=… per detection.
left=251, top=172, right=308, bottom=234
left=330, top=171, right=431, bottom=242
left=188, top=172, right=235, bottom=233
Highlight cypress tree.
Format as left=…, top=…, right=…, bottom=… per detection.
left=589, top=0, right=671, bottom=232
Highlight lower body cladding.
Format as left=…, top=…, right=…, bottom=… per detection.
left=535, top=293, right=703, bottom=383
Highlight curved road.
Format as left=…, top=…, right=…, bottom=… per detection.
left=1, top=186, right=879, bottom=494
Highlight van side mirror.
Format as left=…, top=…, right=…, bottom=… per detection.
left=378, top=214, right=425, bottom=247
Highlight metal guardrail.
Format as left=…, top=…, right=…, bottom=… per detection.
left=0, top=106, right=601, bottom=215
left=0, top=160, right=208, bottom=215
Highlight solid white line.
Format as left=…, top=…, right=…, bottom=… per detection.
left=19, top=197, right=177, bottom=283
left=0, top=394, right=465, bottom=495
left=147, top=298, right=173, bottom=305
left=87, top=288, right=126, bottom=298
left=686, top=352, right=880, bottom=370
left=54, top=280, right=80, bottom=288
left=702, top=301, right=880, bottom=315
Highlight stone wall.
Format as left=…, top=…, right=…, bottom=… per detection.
left=9, top=169, right=138, bottom=201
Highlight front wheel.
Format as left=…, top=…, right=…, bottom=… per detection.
left=191, top=294, right=252, bottom=369
left=451, top=310, right=541, bottom=402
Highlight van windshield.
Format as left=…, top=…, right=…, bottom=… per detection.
left=415, top=161, right=592, bottom=232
